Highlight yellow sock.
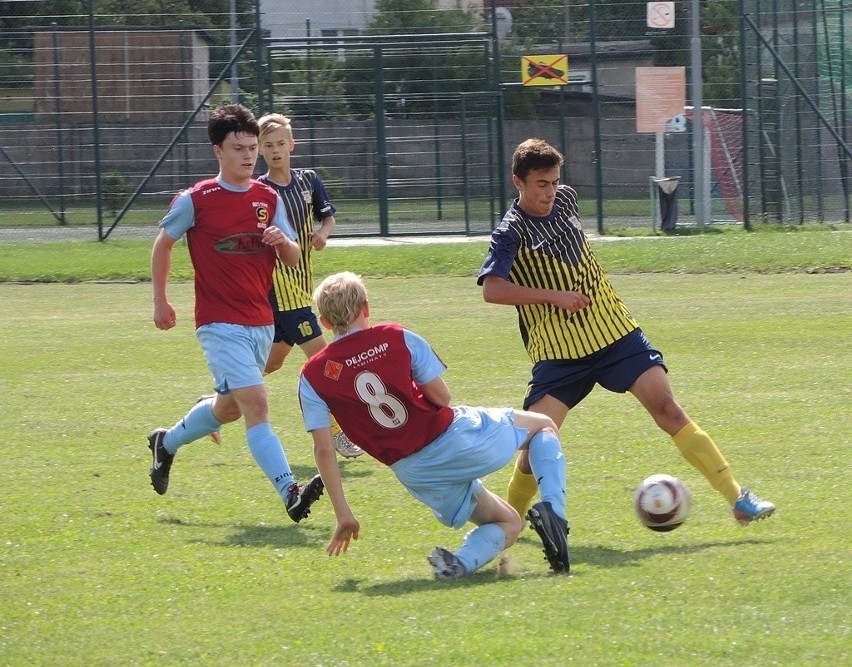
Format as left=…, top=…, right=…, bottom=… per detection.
left=329, top=414, right=342, bottom=437
left=672, top=422, right=741, bottom=504
left=507, top=461, right=539, bottom=518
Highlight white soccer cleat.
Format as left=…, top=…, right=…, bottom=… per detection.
left=333, top=430, right=365, bottom=458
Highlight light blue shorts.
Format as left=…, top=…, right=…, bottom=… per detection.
left=390, top=406, right=527, bottom=529
left=196, top=323, right=274, bottom=394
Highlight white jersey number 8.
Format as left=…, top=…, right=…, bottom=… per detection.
left=354, top=371, right=408, bottom=429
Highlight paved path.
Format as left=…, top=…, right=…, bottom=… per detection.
left=0, top=225, right=494, bottom=245
left=0, top=226, right=621, bottom=245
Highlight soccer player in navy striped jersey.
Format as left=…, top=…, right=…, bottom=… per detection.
left=478, top=138, right=775, bottom=526
left=256, top=113, right=363, bottom=458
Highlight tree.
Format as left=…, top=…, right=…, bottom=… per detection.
left=335, top=0, right=490, bottom=119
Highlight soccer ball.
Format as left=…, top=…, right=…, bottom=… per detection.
left=634, top=474, right=691, bottom=532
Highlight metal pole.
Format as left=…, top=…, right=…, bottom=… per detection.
left=589, top=0, right=604, bottom=234
left=306, top=19, right=316, bottom=163
left=490, top=0, right=506, bottom=215
left=374, top=46, right=389, bottom=236
left=431, top=52, right=443, bottom=220
left=812, top=0, right=824, bottom=222
left=793, top=2, right=804, bottom=223
left=230, top=0, right=238, bottom=102
left=87, top=0, right=104, bottom=240
left=255, top=0, right=264, bottom=116
left=739, top=0, right=751, bottom=230
left=461, top=95, right=470, bottom=233
left=690, top=0, right=706, bottom=227
left=51, top=23, right=66, bottom=225
left=558, top=38, right=567, bottom=184
left=840, top=0, right=850, bottom=223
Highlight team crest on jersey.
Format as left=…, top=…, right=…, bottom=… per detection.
left=324, top=359, right=343, bottom=381
left=254, top=204, right=270, bottom=224
left=301, top=189, right=312, bottom=204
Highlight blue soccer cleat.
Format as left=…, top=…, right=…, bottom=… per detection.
left=733, top=487, right=776, bottom=525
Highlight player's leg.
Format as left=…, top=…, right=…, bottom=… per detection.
left=264, top=341, right=293, bottom=375
left=507, top=394, right=570, bottom=518
left=629, top=365, right=775, bottom=523
left=195, top=393, right=236, bottom=444
left=148, top=326, right=245, bottom=495
left=264, top=307, right=297, bottom=375
left=514, top=410, right=567, bottom=519
left=630, top=365, right=739, bottom=498
left=229, top=381, right=323, bottom=521
left=514, top=409, right=571, bottom=573
left=428, top=489, right=522, bottom=579
left=158, top=393, right=236, bottom=454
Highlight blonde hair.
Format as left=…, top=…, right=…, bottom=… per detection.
left=257, top=113, right=293, bottom=142
left=314, top=272, right=368, bottom=336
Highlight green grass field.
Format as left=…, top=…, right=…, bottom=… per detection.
left=1, top=231, right=850, bottom=665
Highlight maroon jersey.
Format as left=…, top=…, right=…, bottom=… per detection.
left=301, top=323, right=454, bottom=465
left=181, top=178, right=281, bottom=327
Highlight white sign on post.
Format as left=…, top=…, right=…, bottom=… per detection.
left=647, top=2, right=675, bottom=29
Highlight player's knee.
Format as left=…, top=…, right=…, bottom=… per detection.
left=503, top=510, right=524, bottom=547
left=264, top=361, right=282, bottom=375
left=652, top=399, right=688, bottom=431
left=215, top=403, right=242, bottom=423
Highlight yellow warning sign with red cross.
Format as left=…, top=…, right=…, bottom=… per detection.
left=521, top=55, right=569, bottom=86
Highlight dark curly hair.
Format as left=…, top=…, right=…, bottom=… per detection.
left=207, top=104, right=259, bottom=146
left=512, top=138, right=564, bottom=180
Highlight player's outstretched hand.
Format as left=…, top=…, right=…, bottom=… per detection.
left=326, top=516, right=360, bottom=557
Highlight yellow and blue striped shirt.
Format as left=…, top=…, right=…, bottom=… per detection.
left=478, top=185, right=637, bottom=363
left=260, top=170, right=335, bottom=311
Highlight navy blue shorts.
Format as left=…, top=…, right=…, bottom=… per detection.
left=523, top=328, right=667, bottom=409
left=272, top=306, right=322, bottom=346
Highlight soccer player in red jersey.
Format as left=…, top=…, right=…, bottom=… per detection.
left=147, top=104, right=324, bottom=523
left=299, top=272, right=571, bottom=577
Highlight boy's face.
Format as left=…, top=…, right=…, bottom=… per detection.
left=513, top=166, right=560, bottom=217
left=213, top=131, right=259, bottom=185
left=260, top=126, right=295, bottom=170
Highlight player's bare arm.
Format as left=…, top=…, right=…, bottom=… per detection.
left=420, top=376, right=451, bottom=408
left=310, top=215, right=336, bottom=250
left=150, top=229, right=178, bottom=330
left=263, top=227, right=300, bottom=267
left=481, top=275, right=590, bottom=314
left=312, top=429, right=360, bottom=555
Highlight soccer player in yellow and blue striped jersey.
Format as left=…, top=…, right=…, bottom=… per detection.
left=257, top=113, right=363, bottom=458
left=478, top=138, right=775, bottom=526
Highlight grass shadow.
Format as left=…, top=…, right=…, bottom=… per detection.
left=573, top=537, right=778, bottom=568
left=160, top=514, right=328, bottom=549
left=333, top=536, right=779, bottom=597
left=332, top=566, right=558, bottom=597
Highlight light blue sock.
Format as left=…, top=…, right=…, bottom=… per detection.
left=453, top=523, right=506, bottom=574
left=527, top=431, right=567, bottom=521
left=245, top=422, right=294, bottom=501
left=162, top=397, right=223, bottom=454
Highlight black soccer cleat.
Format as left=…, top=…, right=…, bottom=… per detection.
left=527, top=501, right=570, bottom=574
left=148, top=428, right=174, bottom=496
left=285, top=474, right=325, bottom=523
